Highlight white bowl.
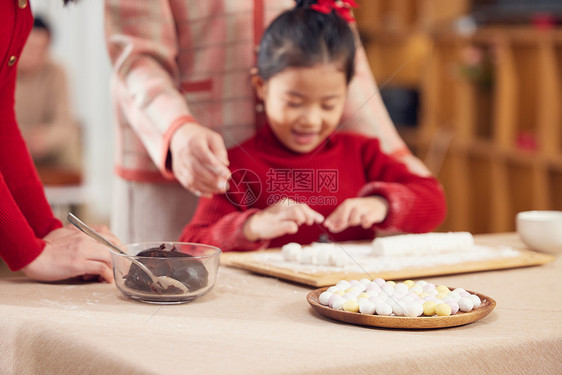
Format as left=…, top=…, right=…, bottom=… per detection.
left=516, top=211, right=562, bottom=254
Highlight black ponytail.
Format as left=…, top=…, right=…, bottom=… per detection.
left=294, top=0, right=317, bottom=7
left=257, top=1, right=356, bottom=83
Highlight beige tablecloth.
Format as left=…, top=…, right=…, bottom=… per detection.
left=0, top=233, right=560, bottom=375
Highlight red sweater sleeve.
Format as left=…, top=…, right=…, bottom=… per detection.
left=358, top=138, right=446, bottom=233
left=179, top=195, right=269, bottom=252
left=0, top=128, right=62, bottom=271
left=0, top=3, right=62, bottom=271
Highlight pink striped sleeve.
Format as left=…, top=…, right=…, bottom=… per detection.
left=105, top=0, right=194, bottom=175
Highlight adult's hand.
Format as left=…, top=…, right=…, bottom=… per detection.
left=170, top=122, right=231, bottom=197
left=20, top=225, right=115, bottom=282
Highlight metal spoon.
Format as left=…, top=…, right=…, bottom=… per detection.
left=67, top=213, right=189, bottom=295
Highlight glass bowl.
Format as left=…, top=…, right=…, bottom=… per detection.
left=111, top=242, right=221, bottom=304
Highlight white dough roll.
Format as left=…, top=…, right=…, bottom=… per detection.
left=371, top=232, right=474, bottom=257
left=281, top=242, right=349, bottom=266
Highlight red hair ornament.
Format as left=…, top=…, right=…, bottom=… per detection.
left=310, top=0, right=359, bottom=23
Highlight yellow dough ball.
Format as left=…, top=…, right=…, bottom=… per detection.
left=386, top=281, right=396, bottom=287
left=409, top=284, right=423, bottom=295
left=404, top=280, right=415, bottom=288
left=423, top=301, right=436, bottom=316
left=436, top=285, right=450, bottom=294
left=435, top=303, right=452, bottom=316
left=343, top=300, right=360, bottom=313
left=357, top=293, right=370, bottom=300
left=436, top=292, right=449, bottom=300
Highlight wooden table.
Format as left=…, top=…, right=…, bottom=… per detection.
left=0, top=233, right=560, bottom=374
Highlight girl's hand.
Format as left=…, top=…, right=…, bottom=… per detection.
left=324, top=196, right=388, bottom=233
left=170, top=122, right=231, bottom=197
left=243, top=198, right=324, bottom=241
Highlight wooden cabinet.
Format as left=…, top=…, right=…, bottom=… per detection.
left=355, top=1, right=562, bottom=234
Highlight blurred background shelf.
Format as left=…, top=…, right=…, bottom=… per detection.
left=356, top=0, right=562, bottom=234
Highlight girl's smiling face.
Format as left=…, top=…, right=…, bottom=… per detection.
left=254, top=63, right=348, bottom=153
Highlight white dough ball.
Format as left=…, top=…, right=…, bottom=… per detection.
left=336, top=280, right=351, bottom=289
left=389, top=292, right=403, bottom=301
left=366, top=283, right=382, bottom=295
left=311, top=242, right=336, bottom=251
left=423, top=283, right=436, bottom=292
left=368, top=296, right=383, bottom=305
left=376, top=294, right=390, bottom=304
left=342, top=291, right=360, bottom=301
left=351, top=284, right=367, bottom=293
left=415, top=280, right=428, bottom=287
left=376, top=302, right=393, bottom=316
left=331, top=250, right=348, bottom=267
left=405, top=301, right=424, bottom=317
left=373, top=278, right=386, bottom=287
left=458, top=297, right=474, bottom=312
left=409, top=285, right=423, bottom=295
left=470, top=294, right=481, bottom=309
left=326, top=286, right=340, bottom=293
left=316, top=248, right=333, bottom=266
left=360, top=278, right=371, bottom=286
left=319, top=291, right=333, bottom=305
left=300, top=248, right=318, bottom=265
left=394, top=283, right=409, bottom=295
left=359, top=300, right=377, bottom=315
left=400, top=295, right=415, bottom=304
left=447, top=292, right=461, bottom=302
left=382, top=283, right=394, bottom=295
left=330, top=296, right=346, bottom=310
left=392, top=301, right=408, bottom=316
left=445, top=300, right=460, bottom=314
left=282, top=242, right=302, bottom=262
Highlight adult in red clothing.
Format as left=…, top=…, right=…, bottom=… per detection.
left=0, top=0, right=114, bottom=282
left=179, top=1, right=447, bottom=251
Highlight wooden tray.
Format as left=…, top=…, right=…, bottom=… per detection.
left=221, top=236, right=555, bottom=287
left=307, top=287, right=496, bottom=329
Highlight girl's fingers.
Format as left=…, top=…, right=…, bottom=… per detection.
left=324, top=204, right=348, bottom=232
left=347, top=206, right=363, bottom=227
left=278, top=221, right=299, bottom=235
left=302, top=205, right=324, bottom=225
left=280, top=203, right=324, bottom=226
left=286, top=206, right=308, bottom=226
left=361, top=214, right=375, bottom=229
left=361, top=209, right=386, bottom=228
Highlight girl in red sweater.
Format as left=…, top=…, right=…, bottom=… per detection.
left=179, top=0, right=446, bottom=251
